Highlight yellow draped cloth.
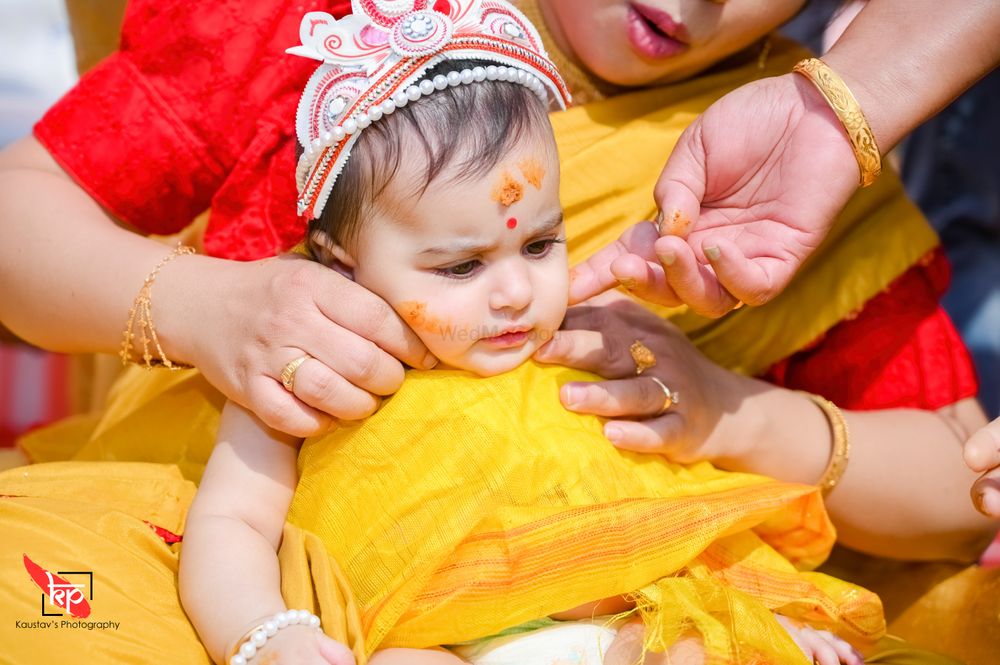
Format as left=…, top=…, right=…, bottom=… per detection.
left=1, top=364, right=957, bottom=664
left=3, top=37, right=960, bottom=665
left=283, top=361, right=884, bottom=663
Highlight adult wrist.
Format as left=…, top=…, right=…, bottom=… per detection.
left=719, top=378, right=831, bottom=485
left=149, top=251, right=219, bottom=368
left=791, top=58, right=882, bottom=188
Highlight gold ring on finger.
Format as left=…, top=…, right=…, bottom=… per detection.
left=280, top=355, right=312, bottom=392
left=629, top=340, right=657, bottom=375
left=648, top=376, right=680, bottom=415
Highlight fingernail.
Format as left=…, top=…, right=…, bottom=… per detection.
left=974, top=490, right=988, bottom=515
left=564, top=384, right=585, bottom=408
left=659, top=251, right=676, bottom=267
left=605, top=425, right=622, bottom=443
left=654, top=209, right=665, bottom=233
left=421, top=353, right=439, bottom=369
left=705, top=245, right=721, bottom=261
left=617, top=276, right=638, bottom=291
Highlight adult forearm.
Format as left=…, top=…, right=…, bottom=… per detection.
left=823, top=0, right=1000, bottom=152
left=0, top=136, right=207, bottom=360
left=725, top=381, right=995, bottom=562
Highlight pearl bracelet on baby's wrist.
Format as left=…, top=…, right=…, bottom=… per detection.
left=227, top=609, right=322, bottom=665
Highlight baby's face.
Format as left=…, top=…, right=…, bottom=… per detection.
left=350, top=137, right=567, bottom=376
left=544, top=0, right=806, bottom=86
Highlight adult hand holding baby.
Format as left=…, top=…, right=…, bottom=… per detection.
left=533, top=292, right=748, bottom=464
left=185, top=254, right=436, bottom=437
left=0, top=137, right=436, bottom=440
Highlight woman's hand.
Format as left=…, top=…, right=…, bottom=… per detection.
left=964, top=416, right=1000, bottom=517
left=237, top=625, right=356, bottom=665
left=533, top=293, right=755, bottom=465
left=172, top=254, right=437, bottom=438
left=569, top=74, right=859, bottom=317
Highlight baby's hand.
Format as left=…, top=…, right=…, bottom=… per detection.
left=246, top=625, right=356, bottom=665
left=775, top=615, right=864, bottom=665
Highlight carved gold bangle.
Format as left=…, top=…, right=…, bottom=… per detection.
left=799, top=392, right=850, bottom=497
left=793, top=57, right=882, bottom=187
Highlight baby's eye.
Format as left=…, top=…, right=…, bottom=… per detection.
left=436, top=260, right=481, bottom=278
left=524, top=238, right=564, bottom=257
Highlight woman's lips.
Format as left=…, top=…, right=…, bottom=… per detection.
left=481, top=330, right=531, bottom=349
left=626, top=3, right=688, bottom=60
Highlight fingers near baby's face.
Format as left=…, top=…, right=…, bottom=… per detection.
left=545, top=0, right=806, bottom=86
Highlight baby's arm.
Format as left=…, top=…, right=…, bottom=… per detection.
left=179, top=401, right=340, bottom=663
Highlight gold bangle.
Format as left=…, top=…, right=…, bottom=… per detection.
left=799, top=392, right=850, bottom=496
left=792, top=57, right=882, bottom=187
left=119, top=244, right=196, bottom=370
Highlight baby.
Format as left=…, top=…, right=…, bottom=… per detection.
left=179, top=2, right=871, bottom=664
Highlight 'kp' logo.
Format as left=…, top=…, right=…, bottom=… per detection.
left=22, top=554, right=92, bottom=618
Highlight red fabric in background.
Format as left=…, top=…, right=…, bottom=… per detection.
left=763, top=248, right=979, bottom=411
left=35, top=0, right=352, bottom=261
left=0, top=345, right=71, bottom=448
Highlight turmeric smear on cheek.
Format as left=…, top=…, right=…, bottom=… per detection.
left=517, top=157, right=545, bottom=189
left=398, top=300, right=455, bottom=337
left=491, top=171, right=524, bottom=207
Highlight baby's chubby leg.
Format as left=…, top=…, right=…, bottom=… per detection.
left=369, top=647, right=470, bottom=664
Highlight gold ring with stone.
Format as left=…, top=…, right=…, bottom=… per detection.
left=280, top=355, right=312, bottom=392
left=648, top=376, right=680, bottom=415
left=629, top=340, right=657, bottom=375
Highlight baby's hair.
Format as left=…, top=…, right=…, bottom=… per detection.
left=305, top=58, right=553, bottom=260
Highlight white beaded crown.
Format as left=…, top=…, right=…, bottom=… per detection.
left=287, top=0, right=571, bottom=219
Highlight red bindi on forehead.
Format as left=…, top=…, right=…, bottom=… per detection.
left=506, top=217, right=518, bottom=229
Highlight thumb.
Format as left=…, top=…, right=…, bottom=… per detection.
left=317, top=633, right=357, bottom=665
left=963, top=417, right=1000, bottom=473
left=653, top=121, right=706, bottom=239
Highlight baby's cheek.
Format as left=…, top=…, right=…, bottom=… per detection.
left=397, top=299, right=479, bottom=360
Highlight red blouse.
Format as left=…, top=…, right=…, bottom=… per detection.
left=36, top=0, right=352, bottom=260
left=33, top=0, right=977, bottom=411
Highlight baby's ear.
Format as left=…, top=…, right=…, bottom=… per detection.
left=310, top=230, right=357, bottom=280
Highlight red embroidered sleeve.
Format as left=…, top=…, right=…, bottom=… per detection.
left=34, top=0, right=352, bottom=259
left=762, top=249, right=979, bottom=411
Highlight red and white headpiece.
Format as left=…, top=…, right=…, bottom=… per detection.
left=288, top=0, right=571, bottom=219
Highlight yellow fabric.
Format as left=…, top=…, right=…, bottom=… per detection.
left=284, top=361, right=883, bottom=663
left=0, top=460, right=957, bottom=665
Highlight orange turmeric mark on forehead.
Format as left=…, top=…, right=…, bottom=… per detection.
left=398, top=300, right=454, bottom=336
left=517, top=158, right=545, bottom=189
left=491, top=171, right=524, bottom=207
